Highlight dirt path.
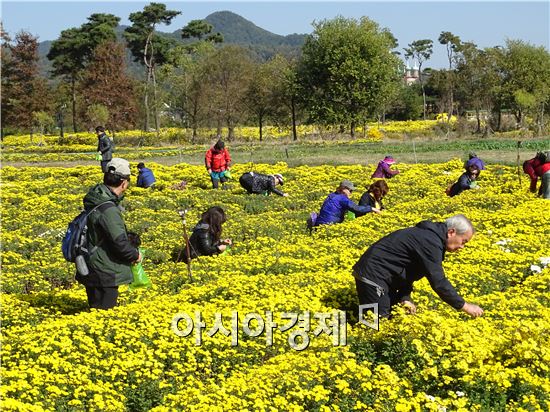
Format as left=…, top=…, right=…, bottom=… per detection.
left=3, top=148, right=540, bottom=169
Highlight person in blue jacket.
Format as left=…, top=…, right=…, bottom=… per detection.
left=136, top=162, right=156, bottom=188
left=315, top=180, right=380, bottom=226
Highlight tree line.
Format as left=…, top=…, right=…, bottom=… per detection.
left=2, top=2, right=550, bottom=141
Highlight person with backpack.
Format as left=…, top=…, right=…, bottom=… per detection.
left=353, top=214, right=484, bottom=319
left=371, top=156, right=400, bottom=179
left=523, top=151, right=550, bottom=199
left=174, top=206, right=231, bottom=263
left=96, top=126, right=113, bottom=173
left=314, top=180, right=379, bottom=226
left=75, top=158, right=141, bottom=309
left=205, top=139, right=231, bottom=189
left=239, top=171, right=288, bottom=197
left=136, top=162, right=156, bottom=188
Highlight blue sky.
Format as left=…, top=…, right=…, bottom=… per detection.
left=2, top=1, right=549, bottom=68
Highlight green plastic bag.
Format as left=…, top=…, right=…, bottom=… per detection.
left=129, top=248, right=152, bottom=290
left=344, top=211, right=356, bottom=221
left=95, top=152, right=102, bottom=161
left=223, top=169, right=232, bottom=179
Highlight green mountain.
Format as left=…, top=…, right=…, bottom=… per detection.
left=38, top=10, right=306, bottom=78
left=202, top=10, right=305, bottom=46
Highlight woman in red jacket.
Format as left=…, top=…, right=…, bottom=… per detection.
left=523, top=151, right=550, bottom=199
left=205, top=140, right=232, bottom=189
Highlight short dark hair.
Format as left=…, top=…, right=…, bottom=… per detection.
left=104, top=172, right=128, bottom=187
left=137, top=162, right=145, bottom=169
left=95, top=126, right=105, bottom=133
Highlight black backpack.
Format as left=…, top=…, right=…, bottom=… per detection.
left=62, top=201, right=114, bottom=263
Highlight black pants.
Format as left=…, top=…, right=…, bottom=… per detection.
left=355, top=278, right=402, bottom=318
left=85, top=286, right=119, bottom=310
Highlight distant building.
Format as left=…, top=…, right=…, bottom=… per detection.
left=403, top=60, right=420, bottom=85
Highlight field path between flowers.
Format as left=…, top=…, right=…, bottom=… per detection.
left=5, top=140, right=550, bottom=168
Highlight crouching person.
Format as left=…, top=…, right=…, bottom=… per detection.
left=175, top=206, right=232, bottom=263
left=136, top=162, right=156, bottom=188
left=76, top=158, right=141, bottom=309
left=239, top=172, right=288, bottom=197
left=353, top=214, right=483, bottom=319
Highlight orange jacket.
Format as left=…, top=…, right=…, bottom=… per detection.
left=205, top=147, right=231, bottom=172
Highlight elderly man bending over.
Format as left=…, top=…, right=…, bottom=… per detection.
left=353, top=214, right=483, bottom=318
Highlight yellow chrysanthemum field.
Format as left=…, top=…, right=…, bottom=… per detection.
left=1, top=158, right=549, bottom=411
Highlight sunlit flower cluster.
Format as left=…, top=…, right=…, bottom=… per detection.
left=2, top=159, right=549, bottom=411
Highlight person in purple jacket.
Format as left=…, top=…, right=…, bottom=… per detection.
left=371, top=156, right=400, bottom=179
left=464, top=152, right=485, bottom=175
left=314, top=180, right=380, bottom=226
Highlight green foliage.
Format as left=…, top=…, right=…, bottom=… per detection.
left=123, top=3, right=181, bottom=66
left=86, top=104, right=109, bottom=126
left=386, top=84, right=423, bottom=121
left=47, top=13, right=120, bottom=133
left=17, top=292, right=89, bottom=316
left=404, top=39, right=433, bottom=119
left=298, top=16, right=402, bottom=136
left=181, top=19, right=223, bottom=43
left=204, top=11, right=305, bottom=47
left=32, top=111, right=55, bottom=134
left=47, top=13, right=120, bottom=75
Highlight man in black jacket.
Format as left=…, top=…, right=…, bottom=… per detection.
left=96, top=126, right=113, bottom=172
left=353, top=214, right=483, bottom=318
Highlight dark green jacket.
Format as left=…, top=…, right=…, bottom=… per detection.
left=75, top=184, right=138, bottom=287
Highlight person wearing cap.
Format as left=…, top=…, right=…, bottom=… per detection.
left=371, top=156, right=400, bottom=179
left=205, top=139, right=232, bottom=189
left=75, top=157, right=141, bottom=309
left=315, top=180, right=379, bottom=226
left=464, top=152, right=485, bottom=175
left=239, top=171, right=288, bottom=197
left=353, top=214, right=484, bottom=319
left=96, top=126, right=113, bottom=173
left=136, top=162, right=156, bottom=189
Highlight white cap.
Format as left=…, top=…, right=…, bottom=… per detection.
left=106, top=158, right=131, bottom=177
